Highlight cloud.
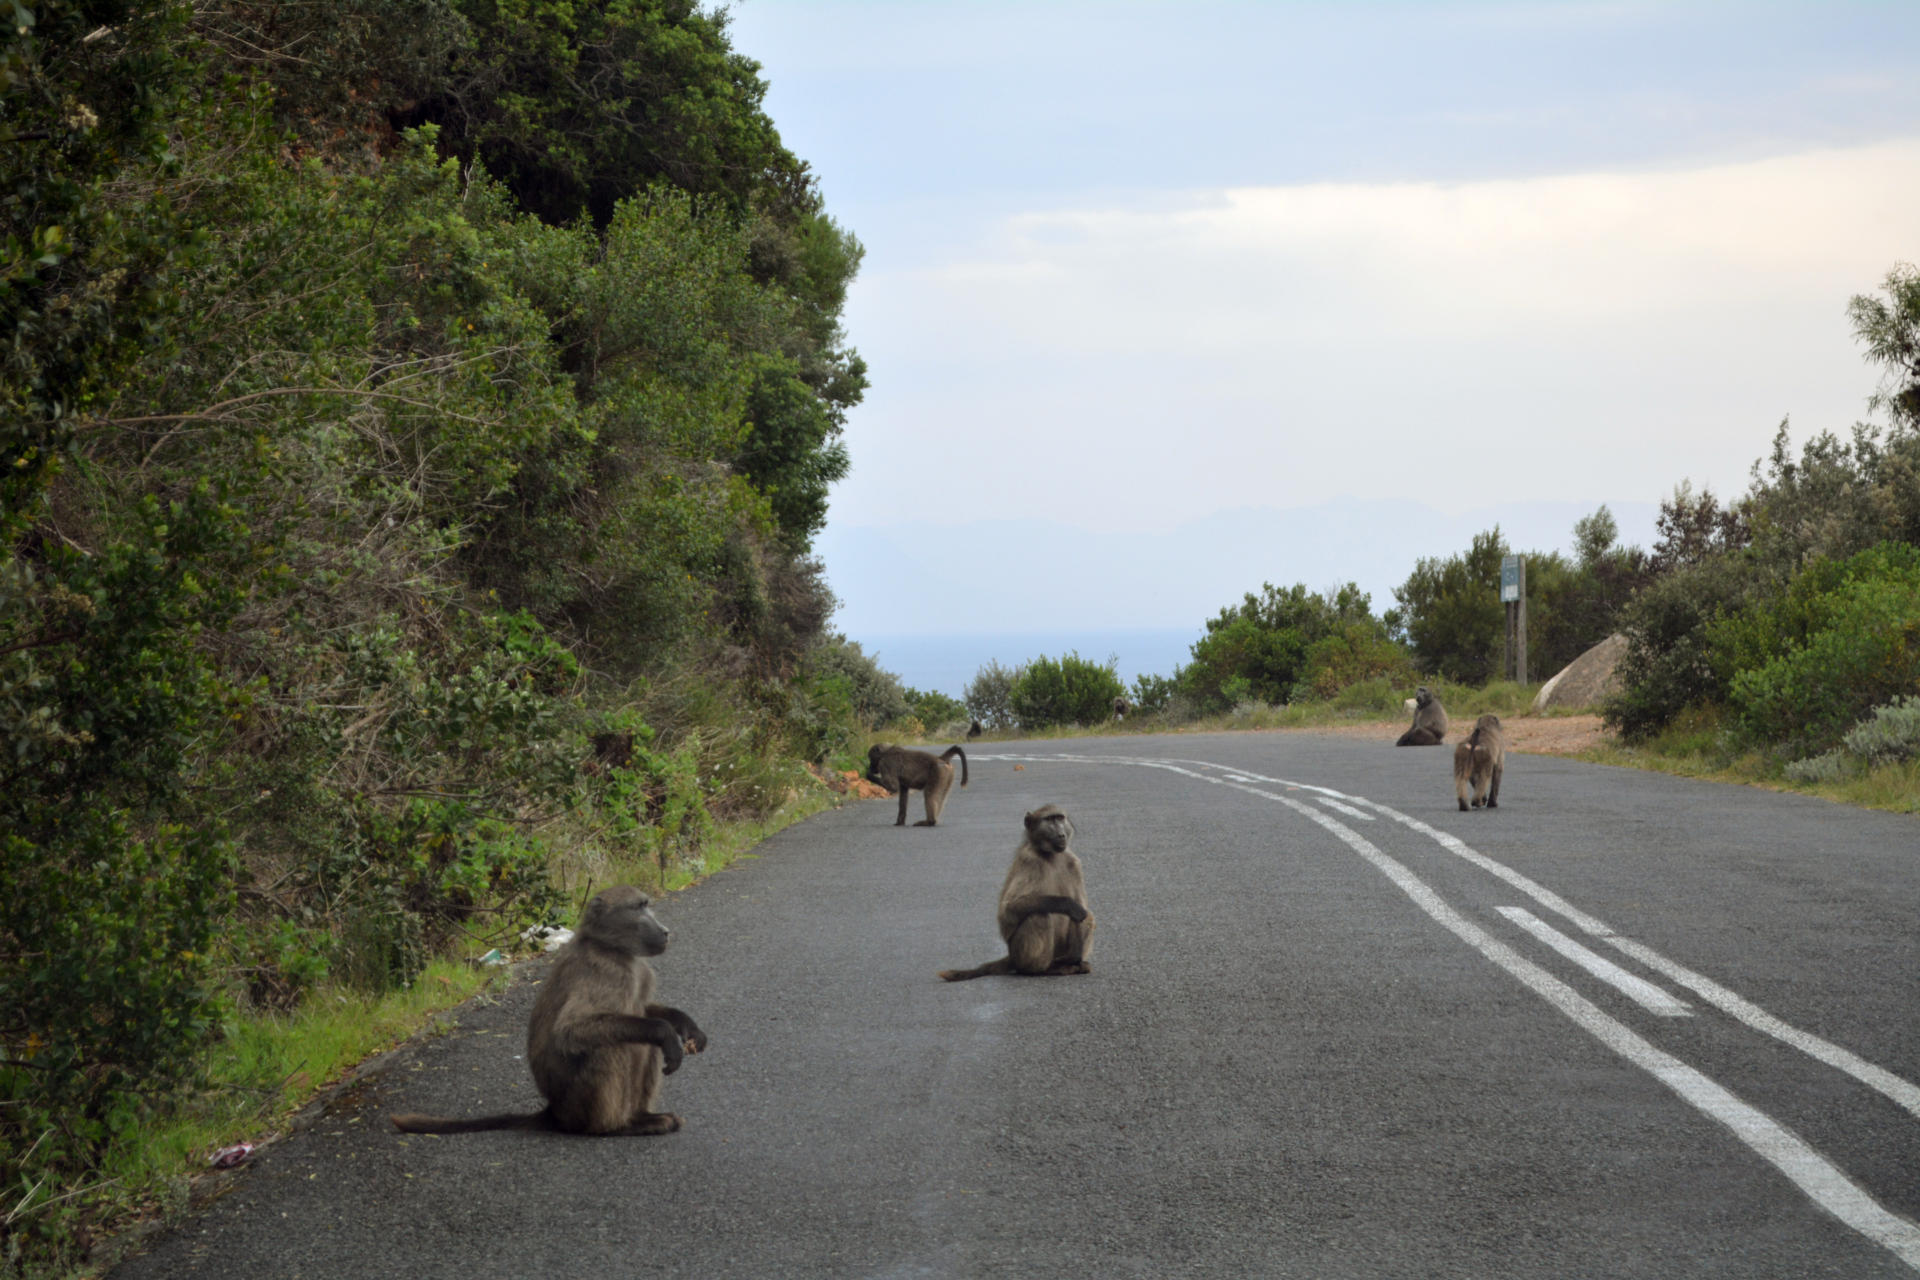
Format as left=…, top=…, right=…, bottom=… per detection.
left=836, top=139, right=1917, bottom=529
left=931, top=140, right=1920, bottom=349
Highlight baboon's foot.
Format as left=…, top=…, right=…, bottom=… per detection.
left=618, top=1112, right=681, bottom=1136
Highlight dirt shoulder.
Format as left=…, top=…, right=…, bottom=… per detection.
left=1286, top=713, right=1613, bottom=757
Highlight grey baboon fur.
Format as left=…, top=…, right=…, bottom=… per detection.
left=1112, top=697, right=1132, bottom=720
left=1453, top=714, right=1505, bottom=810
left=390, top=886, right=705, bottom=1136
left=938, top=804, right=1094, bottom=981
left=1396, top=686, right=1450, bottom=746
left=966, top=720, right=983, bottom=740
left=866, top=743, right=969, bottom=826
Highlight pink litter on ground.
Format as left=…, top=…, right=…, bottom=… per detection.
left=210, top=1143, right=255, bottom=1169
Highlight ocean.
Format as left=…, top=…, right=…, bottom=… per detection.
left=850, top=627, right=1205, bottom=699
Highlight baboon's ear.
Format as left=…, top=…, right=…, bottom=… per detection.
left=1024, top=810, right=1039, bottom=831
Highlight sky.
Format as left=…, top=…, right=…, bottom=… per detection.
left=724, top=1, right=1920, bottom=644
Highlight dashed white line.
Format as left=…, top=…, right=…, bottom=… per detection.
left=1497, top=907, right=1692, bottom=1016
left=1314, top=795, right=1376, bottom=821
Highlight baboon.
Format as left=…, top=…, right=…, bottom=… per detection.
left=867, top=743, right=969, bottom=826
left=1453, top=714, right=1505, bottom=810
left=938, top=804, right=1094, bottom=981
left=390, top=886, right=705, bottom=1137
left=1112, top=697, right=1132, bottom=720
left=1396, top=686, right=1450, bottom=746
left=966, top=720, right=983, bottom=740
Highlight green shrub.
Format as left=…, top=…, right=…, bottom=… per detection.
left=903, top=685, right=967, bottom=730
left=1130, top=672, right=1178, bottom=716
left=1330, top=677, right=1404, bottom=716
left=965, top=659, right=1025, bottom=731
left=1843, top=695, right=1920, bottom=764
left=1010, top=652, right=1126, bottom=729
left=1604, top=553, right=1765, bottom=741
left=1297, top=623, right=1415, bottom=699
left=1717, top=544, right=1920, bottom=752
left=1784, top=749, right=1853, bottom=785
left=801, top=635, right=908, bottom=729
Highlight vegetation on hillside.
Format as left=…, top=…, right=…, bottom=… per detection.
left=0, top=1, right=901, bottom=1268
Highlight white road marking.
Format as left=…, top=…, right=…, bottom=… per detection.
left=969, top=750, right=1920, bottom=1270
left=1344, top=792, right=1920, bottom=1123
left=1314, top=796, right=1376, bottom=821
left=1497, top=907, right=1692, bottom=1016
left=1254, top=780, right=1920, bottom=1272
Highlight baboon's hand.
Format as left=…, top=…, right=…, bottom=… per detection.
left=1066, top=903, right=1090, bottom=923
left=681, top=1021, right=708, bottom=1056
left=657, top=1030, right=685, bottom=1075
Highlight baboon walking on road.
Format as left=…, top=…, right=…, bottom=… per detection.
left=867, top=743, right=969, bottom=826
left=1453, top=714, right=1505, bottom=810
left=390, top=886, right=706, bottom=1136
left=938, top=804, right=1094, bottom=981
left=1396, top=686, right=1449, bottom=746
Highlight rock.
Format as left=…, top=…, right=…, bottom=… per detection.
left=1533, top=633, right=1630, bottom=712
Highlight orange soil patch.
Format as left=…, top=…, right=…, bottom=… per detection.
left=1291, top=714, right=1613, bottom=757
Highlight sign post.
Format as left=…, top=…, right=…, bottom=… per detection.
left=1501, top=554, right=1527, bottom=684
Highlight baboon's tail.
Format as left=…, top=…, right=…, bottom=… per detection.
left=942, top=745, right=969, bottom=786
left=937, top=956, right=1012, bottom=982
left=390, top=1109, right=553, bottom=1135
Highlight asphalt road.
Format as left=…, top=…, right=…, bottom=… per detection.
left=114, top=731, right=1920, bottom=1279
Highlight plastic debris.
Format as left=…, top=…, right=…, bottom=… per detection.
left=210, top=1143, right=255, bottom=1169
left=518, top=925, right=574, bottom=953
left=474, top=948, right=507, bottom=967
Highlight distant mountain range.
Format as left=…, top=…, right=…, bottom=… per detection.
left=817, top=496, right=1661, bottom=640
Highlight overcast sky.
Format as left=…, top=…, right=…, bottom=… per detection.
left=725, top=1, right=1920, bottom=636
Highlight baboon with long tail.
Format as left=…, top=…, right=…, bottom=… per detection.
left=939, top=805, right=1093, bottom=980
left=390, top=887, right=705, bottom=1136
left=867, top=743, right=969, bottom=826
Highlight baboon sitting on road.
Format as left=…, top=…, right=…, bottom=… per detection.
left=1453, top=714, right=1505, bottom=810
left=391, top=886, right=705, bottom=1136
left=867, top=743, right=968, bottom=826
left=1396, top=686, right=1449, bottom=746
left=938, top=804, right=1094, bottom=981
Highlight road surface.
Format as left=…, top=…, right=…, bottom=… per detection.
left=114, top=730, right=1920, bottom=1278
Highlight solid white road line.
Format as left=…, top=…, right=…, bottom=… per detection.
left=1497, top=907, right=1692, bottom=1016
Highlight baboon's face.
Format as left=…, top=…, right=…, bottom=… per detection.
left=580, top=887, right=670, bottom=956
left=865, top=744, right=893, bottom=789
left=1415, top=687, right=1433, bottom=708
left=1024, top=805, right=1073, bottom=855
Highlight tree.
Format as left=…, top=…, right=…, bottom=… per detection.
left=1847, top=261, right=1920, bottom=432
left=1180, top=581, right=1386, bottom=710
left=1390, top=529, right=1507, bottom=684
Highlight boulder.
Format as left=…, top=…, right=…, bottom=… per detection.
left=1533, top=633, right=1630, bottom=712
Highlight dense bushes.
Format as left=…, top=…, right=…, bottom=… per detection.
left=1181, top=582, right=1395, bottom=711
left=1009, top=653, right=1126, bottom=729
left=964, top=659, right=1023, bottom=731
left=1716, top=544, right=1920, bottom=752
left=2, top=1, right=873, bottom=1261
left=1604, top=260, right=1920, bottom=751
